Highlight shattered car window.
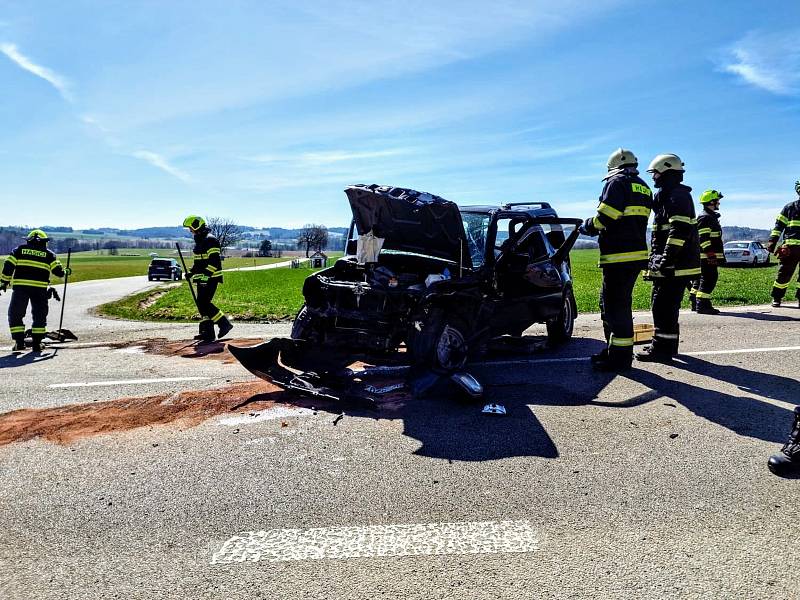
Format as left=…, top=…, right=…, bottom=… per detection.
left=462, top=213, right=489, bottom=268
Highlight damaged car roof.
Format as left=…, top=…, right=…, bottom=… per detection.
left=346, top=184, right=472, bottom=267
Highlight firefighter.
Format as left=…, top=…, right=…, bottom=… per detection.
left=768, top=407, right=800, bottom=476
left=765, top=181, right=800, bottom=308
left=636, top=154, right=701, bottom=363
left=0, top=230, right=70, bottom=352
left=580, top=148, right=652, bottom=372
left=688, top=189, right=725, bottom=314
left=183, top=216, right=233, bottom=342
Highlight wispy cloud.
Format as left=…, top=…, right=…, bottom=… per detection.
left=246, top=148, right=412, bottom=165
left=0, top=42, right=72, bottom=101
left=720, top=29, right=800, bottom=95
left=131, top=150, right=191, bottom=183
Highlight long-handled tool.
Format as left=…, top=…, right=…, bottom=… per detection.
left=46, top=248, right=78, bottom=342
left=176, top=242, right=213, bottom=343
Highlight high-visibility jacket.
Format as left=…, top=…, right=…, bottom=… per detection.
left=696, top=208, right=724, bottom=261
left=588, top=171, right=652, bottom=268
left=650, top=183, right=701, bottom=278
left=1, top=244, right=65, bottom=288
left=768, top=199, right=800, bottom=247
left=190, top=234, right=223, bottom=282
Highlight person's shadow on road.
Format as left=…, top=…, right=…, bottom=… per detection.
left=0, top=350, right=58, bottom=368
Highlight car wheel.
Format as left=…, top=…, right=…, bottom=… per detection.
left=148, top=276, right=153, bottom=281
left=290, top=305, right=320, bottom=342
left=410, top=309, right=470, bottom=373
left=546, top=288, right=576, bottom=345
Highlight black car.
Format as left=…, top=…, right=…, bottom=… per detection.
left=232, top=184, right=582, bottom=400
left=147, top=257, right=182, bottom=281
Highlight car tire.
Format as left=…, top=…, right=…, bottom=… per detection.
left=546, top=288, right=576, bottom=345
left=291, top=305, right=320, bottom=342
left=148, top=276, right=154, bottom=281
left=410, top=309, right=470, bottom=373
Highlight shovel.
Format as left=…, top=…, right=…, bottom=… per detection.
left=46, top=248, right=78, bottom=342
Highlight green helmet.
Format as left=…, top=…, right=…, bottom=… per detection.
left=699, top=189, right=723, bottom=204
left=183, top=215, right=206, bottom=232
left=26, top=229, right=49, bottom=241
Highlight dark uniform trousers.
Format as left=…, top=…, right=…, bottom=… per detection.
left=772, top=246, right=800, bottom=301
left=9, top=287, right=48, bottom=341
left=196, top=280, right=222, bottom=324
left=600, top=265, right=640, bottom=362
left=651, top=277, right=689, bottom=355
left=692, top=261, right=719, bottom=301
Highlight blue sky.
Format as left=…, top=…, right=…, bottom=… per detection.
left=1, top=1, right=798, bottom=229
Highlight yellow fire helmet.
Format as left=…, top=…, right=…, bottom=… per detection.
left=183, top=215, right=206, bottom=232
left=26, top=229, right=49, bottom=241
left=699, top=189, right=723, bottom=204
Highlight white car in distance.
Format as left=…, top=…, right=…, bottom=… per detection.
left=723, top=240, right=771, bottom=266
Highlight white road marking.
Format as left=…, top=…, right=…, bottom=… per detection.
left=211, top=520, right=539, bottom=564
left=683, top=345, right=800, bottom=357
left=49, top=376, right=211, bottom=388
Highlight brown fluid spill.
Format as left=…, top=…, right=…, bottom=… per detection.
left=114, top=337, right=264, bottom=364
left=0, top=381, right=287, bottom=446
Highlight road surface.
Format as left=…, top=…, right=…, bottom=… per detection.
left=1, top=276, right=799, bottom=599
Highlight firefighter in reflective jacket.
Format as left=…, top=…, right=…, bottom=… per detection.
left=636, top=154, right=701, bottom=362
left=765, top=181, right=800, bottom=308
left=0, top=229, right=70, bottom=352
left=183, top=216, right=233, bottom=342
left=580, top=148, right=652, bottom=371
left=688, top=189, right=725, bottom=314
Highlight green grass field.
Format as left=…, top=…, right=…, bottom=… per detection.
left=98, top=249, right=794, bottom=322
left=0, top=248, right=324, bottom=283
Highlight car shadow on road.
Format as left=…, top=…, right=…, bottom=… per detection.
left=591, top=355, right=797, bottom=443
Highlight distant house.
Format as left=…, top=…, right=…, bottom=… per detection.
left=309, top=251, right=328, bottom=269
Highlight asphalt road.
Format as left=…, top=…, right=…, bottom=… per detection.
left=1, top=277, right=799, bottom=599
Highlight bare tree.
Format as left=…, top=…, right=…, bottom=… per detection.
left=207, top=217, right=243, bottom=253
left=297, top=224, right=328, bottom=257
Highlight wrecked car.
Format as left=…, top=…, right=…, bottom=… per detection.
left=231, top=184, right=583, bottom=402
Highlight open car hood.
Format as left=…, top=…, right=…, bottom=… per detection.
left=345, top=184, right=471, bottom=267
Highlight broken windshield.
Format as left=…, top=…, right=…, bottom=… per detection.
left=461, top=213, right=489, bottom=268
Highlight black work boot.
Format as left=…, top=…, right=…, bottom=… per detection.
left=198, top=319, right=216, bottom=343
left=635, top=344, right=673, bottom=364
left=696, top=299, right=720, bottom=315
left=768, top=407, right=800, bottom=476
left=11, top=334, right=26, bottom=353
left=216, top=316, right=234, bottom=339
left=590, top=348, right=609, bottom=365
left=31, top=336, right=44, bottom=353
left=771, top=298, right=782, bottom=308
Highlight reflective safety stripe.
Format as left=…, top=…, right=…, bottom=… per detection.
left=0, top=274, right=11, bottom=282
left=631, top=183, right=652, bottom=196
left=697, top=227, right=712, bottom=235
left=31, top=327, right=46, bottom=334
left=654, top=223, right=671, bottom=231
left=12, top=279, right=48, bottom=288
left=785, top=239, right=800, bottom=245
left=206, top=265, right=219, bottom=272
left=773, top=281, right=790, bottom=289
left=610, top=335, right=634, bottom=347
left=788, top=220, right=800, bottom=227
left=206, top=247, right=221, bottom=256
left=666, top=238, right=685, bottom=246
left=771, top=229, right=782, bottom=237
left=709, top=232, right=721, bottom=237
left=654, top=332, right=679, bottom=340
left=592, top=216, right=605, bottom=231
left=50, top=260, right=63, bottom=270
left=674, top=267, right=701, bottom=276
left=696, top=291, right=712, bottom=299
left=15, top=259, right=50, bottom=271
left=777, top=214, right=789, bottom=225
left=211, top=311, right=224, bottom=323
left=689, top=287, right=698, bottom=294
left=598, top=250, right=650, bottom=265
left=597, top=203, right=623, bottom=219
left=193, top=253, right=207, bottom=259
left=623, top=205, right=650, bottom=217
left=700, top=241, right=712, bottom=248
left=210, top=272, right=222, bottom=278
left=700, top=253, right=718, bottom=259
left=5, top=256, right=18, bottom=265
left=9, top=326, right=25, bottom=333
left=669, top=215, right=696, bottom=225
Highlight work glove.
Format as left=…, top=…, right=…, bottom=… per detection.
left=648, top=253, right=674, bottom=275
left=766, top=241, right=777, bottom=254
left=579, top=217, right=596, bottom=237
left=47, top=287, right=61, bottom=301
left=191, top=273, right=209, bottom=284
left=0, top=282, right=7, bottom=293
left=63, top=266, right=72, bottom=277
left=185, top=271, right=194, bottom=281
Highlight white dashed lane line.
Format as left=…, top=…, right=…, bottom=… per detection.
left=49, top=376, right=212, bottom=388
left=211, top=520, right=539, bottom=564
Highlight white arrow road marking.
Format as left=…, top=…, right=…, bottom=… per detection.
left=49, top=376, right=211, bottom=388
left=211, top=520, right=539, bottom=564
